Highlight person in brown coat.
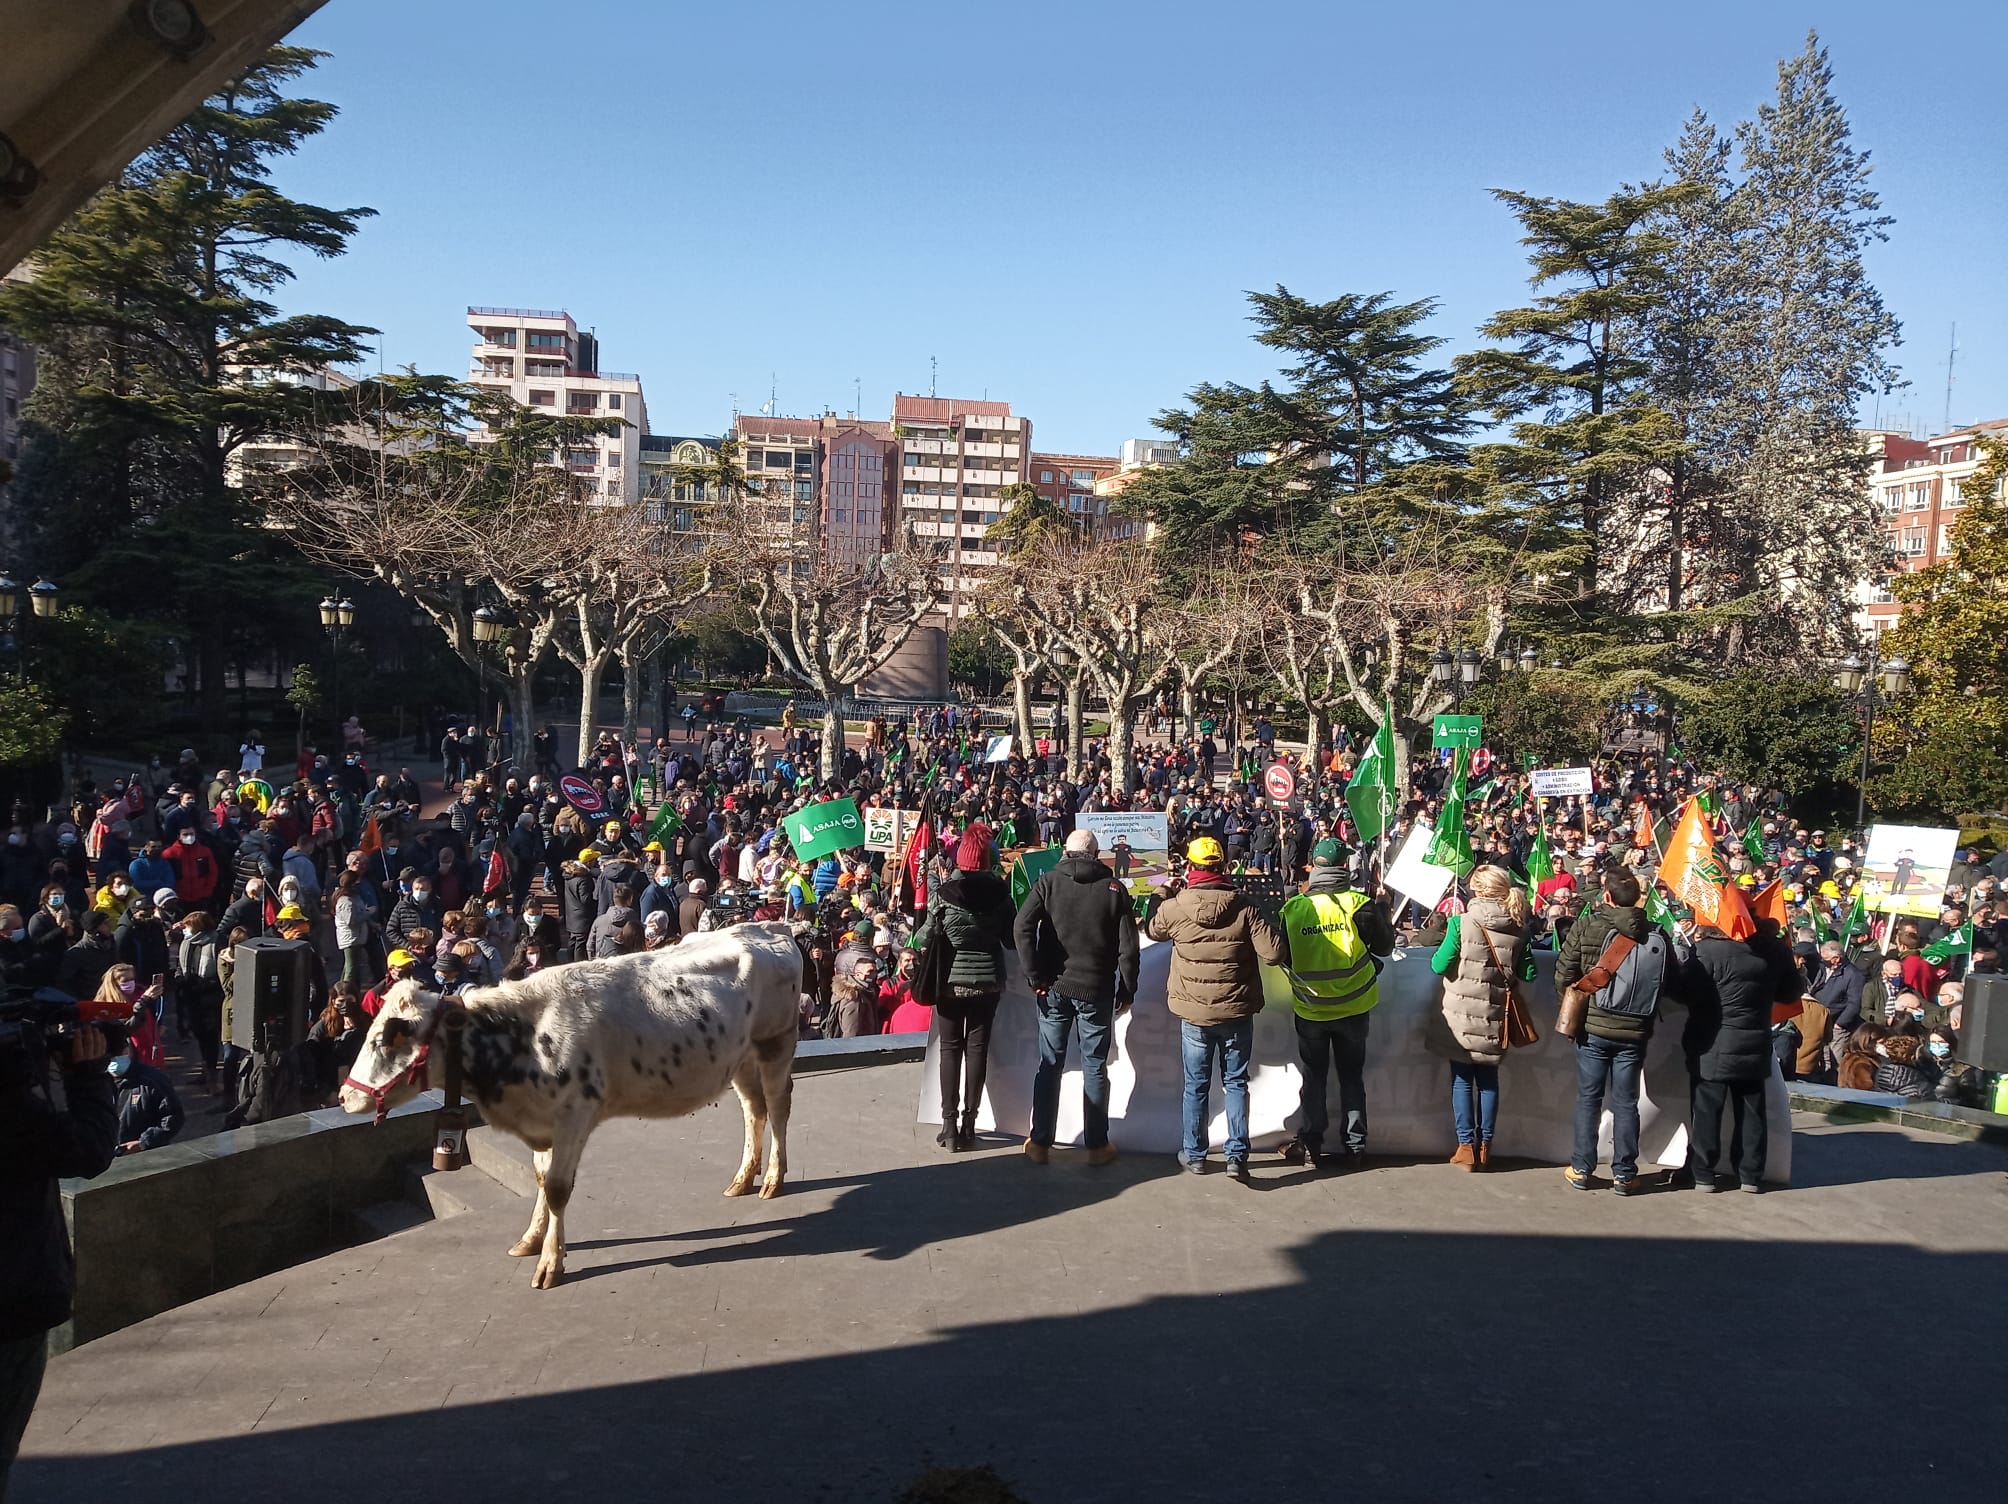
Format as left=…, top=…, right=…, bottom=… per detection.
left=1143, top=836, right=1287, bottom=1180
left=1427, top=864, right=1533, bottom=1169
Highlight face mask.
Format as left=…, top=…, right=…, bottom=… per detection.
left=486, top=906, right=503, bottom=918
left=5, top=834, right=19, bottom=847
left=385, top=845, right=399, bottom=857
left=118, top=979, right=138, bottom=995
left=412, top=889, right=431, bottom=903
left=59, top=834, right=77, bottom=847
left=1912, top=1009, right=1926, bottom=1021
left=111, top=884, right=129, bottom=896
left=107, top=1055, right=132, bottom=1079
left=7, top=928, right=22, bottom=943
left=656, top=874, right=672, bottom=887
left=179, top=832, right=196, bottom=845
left=1928, top=1041, right=1951, bottom=1058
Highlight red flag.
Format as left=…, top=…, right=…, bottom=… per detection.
left=900, top=810, right=932, bottom=913
left=484, top=844, right=508, bottom=896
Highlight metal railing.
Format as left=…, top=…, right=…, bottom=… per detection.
left=468, top=305, right=569, bottom=320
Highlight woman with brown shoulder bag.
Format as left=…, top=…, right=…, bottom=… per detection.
left=1427, top=864, right=1537, bottom=1169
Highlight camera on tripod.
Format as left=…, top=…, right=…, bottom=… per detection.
left=0, top=986, right=133, bottom=1066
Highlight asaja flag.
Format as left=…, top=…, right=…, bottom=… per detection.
left=1742, top=824, right=1767, bottom=865
left=1751, top=878, right=1790, bottom=930
left=1838, top=890, right=1867, bottom=944
left=1425, top=746, right=1475, bottom=876
left=357, top=814, right=381, bottom=856
left=1658, top=797, right=1753, bottom=939
left=1920, top=920, right=1972, bottom=966
left=1345, top=696, right=1398, bottom=843
left=1645, top=888, right=1682, bottom=935
left=1808, top=901, right=1832, bottom=945
left=782, top=797, right=866, bottom=861
left=645, top=802, right=682, bottom=846
left=1009, top=845, right=1063, bottom=909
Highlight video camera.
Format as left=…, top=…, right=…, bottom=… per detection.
left=0, top=986, right=132, bottom=1066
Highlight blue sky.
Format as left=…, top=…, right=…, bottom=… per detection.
left=275, top=0, right=2008, bottom=455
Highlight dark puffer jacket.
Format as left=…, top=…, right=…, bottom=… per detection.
left=0, top=1056, right=118, bottom=1341
left=1679, top=927, right=1803, bottom=1082
left=914, top=870, right=1016, bottom=997
left=1013, top=855, right=1140, bottom=1006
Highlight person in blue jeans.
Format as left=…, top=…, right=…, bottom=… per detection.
left=1014, top=829, right=1140, bottom=1165
left=1428, top=865, right=1533, bottom=1169
left=1555, top=869, right=1667, bottom=1195
left=1143, top=836, right=1286, bottom=1181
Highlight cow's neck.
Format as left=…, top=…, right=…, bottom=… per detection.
left=451, top=995, right=545, bottom=1105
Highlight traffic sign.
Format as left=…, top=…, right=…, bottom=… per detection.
left=558, top=774, right=604, bottom=814
left=1263, top=761, right=1297, bottom=803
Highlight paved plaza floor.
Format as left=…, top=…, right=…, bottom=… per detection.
left=17, top=1062, right=2008, bottom=1503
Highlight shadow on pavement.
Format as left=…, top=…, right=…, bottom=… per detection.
left=1786, top=1121, right=2008, bottom=1189
left=17, top=1218, right=2007, bottom=1504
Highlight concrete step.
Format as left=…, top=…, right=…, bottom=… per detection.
left=402, top=1160, right=526, bottom=1220
left=466, top=1125, right=540, bottom=1199
left=348, top=1196, right=431, bottom=1244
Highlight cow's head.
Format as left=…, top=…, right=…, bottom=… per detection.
left=339, top=979, right=442, bottom=1120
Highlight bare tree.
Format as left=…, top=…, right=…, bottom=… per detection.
left=1011, top=537, right=1169, bottom=793
left=727, top=506, right=941, bottom=782
left=1155, top=567, right=1255, bottom=742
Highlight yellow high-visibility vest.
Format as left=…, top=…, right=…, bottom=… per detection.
left=1280, top=888, right=1378, bottom=1020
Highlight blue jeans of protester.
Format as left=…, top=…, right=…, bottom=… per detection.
left=1571, top=1033, right=1645, bottom=1180
left=1181, top=1017, right=1254, bottom=1163
left=1450, top=1060, right=1499, bottom=1146
left=1031, top=992, right=1116, bottom=1149
left=1294, top=1011, right=1370, bottom=1154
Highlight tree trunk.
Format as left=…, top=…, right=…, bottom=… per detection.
left=1064, top=673, right=1086, bottom=782
left=619, top=645, right=642, bottom=745
left=508, top=668, right=537, bottom=769
left=820, top=690, right=847, bottom=784
left=1180, top=682, right=1198, bottom=743
left=1304, top=705, right=1327, bottom=774
left=198, top=636, right=228, bottom=737
left=1107, top=701, right=1136, bottom=795
left=575, top=654, right=608, bottom=766
left=1011, top=670, right=1034, bottom=755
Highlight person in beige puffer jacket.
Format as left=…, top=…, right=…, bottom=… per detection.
left=1144, top=837, right=1287, bottom=1178
left=1427, top=864, right=1532, bottom=1170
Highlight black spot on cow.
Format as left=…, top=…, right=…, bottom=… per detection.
left=554, top=1068, right=571, bottom=1088
left=538, top=1032, right=554, bottom=1055
left=743, top=998, right=753, bottom=1015
left=706, top=1040, right=717, bottom=1060
left=582, top=1079, right=602, bottom=1102
left=630, top=1057, right=643, bottom=1074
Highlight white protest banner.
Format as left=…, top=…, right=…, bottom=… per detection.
left=1529, top=766, right=1594, bottom=798
left=982, top=734, right=1014, bottom=764
left=863, top=807, right=918, bottom=854
left=1385, top=817, right=1456, bottom=913
left=1076, top=811, right=1169, bottom=853
left=1861, top=823, right=1961, bottom=918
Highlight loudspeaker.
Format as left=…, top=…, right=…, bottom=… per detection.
left=1959, top=973, right=2008, bottom=1073
left=229, top=937, right=312, bottom=1053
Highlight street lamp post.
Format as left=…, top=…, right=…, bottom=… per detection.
left=319, top=595, right=354, bottom=739
left=1834, top=644, right=1911, bottom=831
left=1431, top=644, right=1485, bottom=704
left=0, top=575, right=60, bottom=678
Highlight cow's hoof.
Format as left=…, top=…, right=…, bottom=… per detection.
left=507, top=1238, right=538, bottom=1258
left=758, top=1177, right=785, bottom=1199
left=723, top=1175, right=757, bottom=1197
left=531, top=1260, right=564, bottom=1290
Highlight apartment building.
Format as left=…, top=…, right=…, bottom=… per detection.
left=822, top=420, right=897, bottom=566
left=1029, top=451, right=1120, bottom=526
left=733, top=414, right=823, bottom=541
left=466, top=307, right=647, bottom=504
left=1120, top=436, right=1179, bottom=470
left=639, top=434, right=720, bottom=535
left=1861, top=417, right=2008, bottom=635
left=891, top=394, right=1031, bottom=616
left=226, top=365, right=358, bottom=485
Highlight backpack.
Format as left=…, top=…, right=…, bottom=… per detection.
left=1597, top=928, right=1670, bottom=1018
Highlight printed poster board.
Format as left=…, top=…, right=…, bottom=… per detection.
left=1529, top=766, right=1594, bottom=798
left=1077, top=811, right=1171, bottom=894
left=1385, top=817, right=1457, bottom=913
left=1860, top=823, right=1960, bottom=918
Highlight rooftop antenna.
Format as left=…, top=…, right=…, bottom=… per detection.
left=929, top=355, right=936, bottom=399
left=1944, top=323, right=1958, bottom=435
left=855, top=376, right=862, bottom=417
left=762, top=372, right=776, bottom=417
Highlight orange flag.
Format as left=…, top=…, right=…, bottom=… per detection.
left=1658, top=797, right=1755, bottom=940
left=1750, top=878, right=1790, bottom=930
left=357, top=813, right=382, bottom=856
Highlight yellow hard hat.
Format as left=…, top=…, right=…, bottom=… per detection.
left=276, top=904, right=309, bottom=922
left=1186, top=836, right=1225, bottom=869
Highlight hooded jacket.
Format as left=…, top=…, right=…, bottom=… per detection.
left=1013, top=854, right=1140, bottom=1006
left=913, top=869, right=1016, bottom=995
left=0, top=1055, right=118, bottom=1341
left=1143, top=872, right=1286, bottom=1026
left=1678, top=926, right=1803, bottom=1082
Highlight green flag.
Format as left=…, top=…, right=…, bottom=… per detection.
left=1524, top=815, right=1553, bottom=903
left=1838, top=890, right=1867, bottom=944
left=1808, top=901, right=1831, bottom=945
left=1425, top=746, right=1475, bottom=876
left=1742, top=824, right=1766, bottom=865
left=1345, top=696, right=1398, bottom=843
left=1645, top=888, right=1680, bottom=935
left=645, top=802, right=682, bottom=846
left=1009, top=846, right=1063, bottom=909
left=781, top=797, right=866, bottom=860
left=1919, top=920, right=1973, bottom=966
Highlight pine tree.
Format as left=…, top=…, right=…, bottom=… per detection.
left=0, top=46, right=374, bottom=722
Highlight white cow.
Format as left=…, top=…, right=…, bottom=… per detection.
left=339, top=922, right=804, bottom=1289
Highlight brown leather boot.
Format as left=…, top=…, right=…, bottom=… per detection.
left=1023, top=1139, right=1050, bottom=1165
left=1085, top=1144, right=1117, bottom=1167
left=1476, top=1141, right=1493, bottom=1170
left=1449, top=1143, right=1477, bottom=1170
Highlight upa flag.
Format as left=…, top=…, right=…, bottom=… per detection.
left=1751, top=878, right=1790, bottom=930
left=1658, top=797, right=1753, bottom=939
left=1345, top=696, right=1398, bottom=843
left=357, top=813, right=382, bottom=856
left=1425, top=746, right=1475, bottom=876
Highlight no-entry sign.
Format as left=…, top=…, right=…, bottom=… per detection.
left=559, top=774, right=604, bottom=814
left=1263, top=761, right=1297, bottom=804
